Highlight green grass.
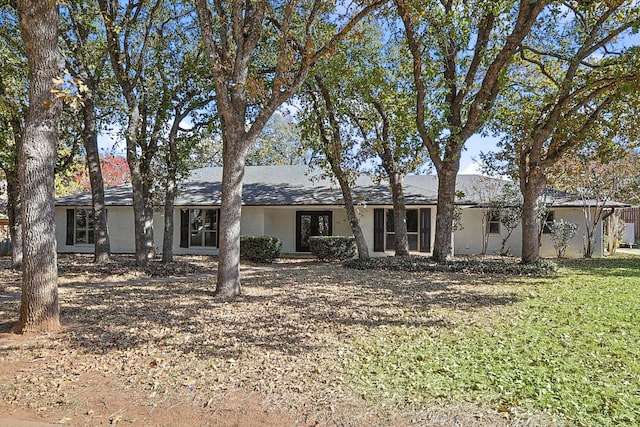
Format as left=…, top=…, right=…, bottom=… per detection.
left=347, top=257, right=640, bottom=426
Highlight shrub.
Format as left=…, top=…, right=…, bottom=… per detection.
left=308, top=236, right=356, bottom=261
left=344, top=256, right=556, bottom=277
left=240, top=235, right=282, bottom=263
left=550, top=219, right=578, bottom=258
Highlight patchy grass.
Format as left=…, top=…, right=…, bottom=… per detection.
left=347, top=256, right=640, bottom=426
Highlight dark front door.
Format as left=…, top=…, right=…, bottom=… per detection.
left=296, top=211, right=332, bottom=252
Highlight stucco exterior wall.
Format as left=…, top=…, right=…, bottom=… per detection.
left=455, top=207, right=602, bottom=258
left=56, top=206, right=136, bottom=254
left=55, top=204, right=601, bottom=258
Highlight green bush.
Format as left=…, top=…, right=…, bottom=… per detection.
left=344, top=256, right=556, bottom=277
left=308, top=236, right=356, bottom=261
left=240, top=235, right=282, bottom=263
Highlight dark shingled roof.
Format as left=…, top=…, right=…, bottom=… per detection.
left=55, top=165, right=629, bottom=208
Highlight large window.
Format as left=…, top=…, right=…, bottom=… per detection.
left=181, top=208, right=218, bottom=248
left=385, top=209, right=419, bottom=251
left=66, top=208, right=95, bottom=245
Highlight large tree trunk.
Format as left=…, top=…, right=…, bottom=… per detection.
left=520, top=174, right=545, bottom=264
left=216, top=140, right=248, bottom=298
left=82, top=97, right=111, bottom=263
left=432, top=163, right=459, bottom=262
left=13, top=0, right=62, bottom=334
left=125, top=104, right=154, bottom=265
left=389, top=171, right=409, bottom=257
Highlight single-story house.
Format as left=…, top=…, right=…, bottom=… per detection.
left=54, top=165, right=625, bottom=258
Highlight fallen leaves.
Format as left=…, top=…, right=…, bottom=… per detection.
left=0, top=254, right=524, bottom=426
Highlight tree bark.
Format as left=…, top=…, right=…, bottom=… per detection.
left=81, top=96, right=111, bottom=263
left=13, top=0, right=62, bottom=334
left=216, top=139, right=248, bottom=298
left=331, top=166, right=369, bottom=260
left=432, top=162, right=459, bottom=261
left=520, top=173, right=545, bottom=264
left=389, top=170, right=409, bottom=257
left=162, top=177, right=176, bottom=263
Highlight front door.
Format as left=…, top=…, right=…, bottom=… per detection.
left=296, top=211, right=332, bottom=252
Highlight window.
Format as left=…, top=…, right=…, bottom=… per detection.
left=374, top=208, right=431, bottom=253
left=488, top=213, right=500, bottom=234
left=180, top=208, right=218, bottom=248
left=385, top=209, right=419, bottom=251
left=542, top=211, right=554, bottom=234
left=66, top=208, right=94, bottom=245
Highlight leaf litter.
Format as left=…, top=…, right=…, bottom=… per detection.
left=0, top=254, right=529, bottom=426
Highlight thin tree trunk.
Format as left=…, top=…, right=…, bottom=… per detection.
left=432, top=163, right=459, bottom=261
left=331, top=166, right=369, bottom=260
left=13, top=0, right=62, bottom=334
left=82, top=97, right=111, bottom=263
left=162, top=178, right=176, bottom=263
left=6, top=168, right=22, bottom=270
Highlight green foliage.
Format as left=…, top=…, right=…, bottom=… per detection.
left=347, top=257, right=640, bottom=425
left=239, top=235, right=282, bottom=263
left=344, top=256, right=556, bottom=277
left=308, top=236, right=356, bottom=261
left=550, top=219, right=578, bottom=259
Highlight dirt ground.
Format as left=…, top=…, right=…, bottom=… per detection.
left=0, top=254, right=531, bottom=426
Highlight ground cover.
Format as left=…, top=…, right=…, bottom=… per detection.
left=348, top=257, right=640, bottom=426
left=0, top=254, right=637, bottom=426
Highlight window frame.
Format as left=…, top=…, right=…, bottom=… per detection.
left=385, top=209, right=419, bottom=251
left=74, top=208, right=95, bottom=245
left=488, top=213, right=500, bottom=234
left=187, top=208, right=218, bottom=248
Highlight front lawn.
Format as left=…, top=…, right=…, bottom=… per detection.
left=347, top=256, right=640, bottom=426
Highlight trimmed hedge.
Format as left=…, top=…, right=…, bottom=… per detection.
left=309, top=236, right=357, bottom=261
left=240, top=235, right=282, bottom=263
left=343, top=256, right=557, bottom=277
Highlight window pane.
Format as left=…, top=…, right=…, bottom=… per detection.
left=76, top=230, right=87, bottom=244
left=489, top=222, right=500, bottom=234
left=318, top=215, right=330, bottom=235
left=408, top=234, right=418, bottom=251
left=386, top=210, right=394, bottom=232
left=386, top=233, right=395, bottom=250
left=205, top=210, right=216, bottom=230
left=88, top=230, right=95, bottom=244
left=205, top=231, right=216, bottom=247
left=190, top=231, right=203, bottom=246
left=76, top=210, right=87, bottom=228
left=406, top=210, right=418, bottom=232
left=191, top=209, right=203, bottom=231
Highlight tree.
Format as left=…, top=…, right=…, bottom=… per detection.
left=247, top=113, right=306, bottom=166
left=549, top=148, right=640, bottom=258
left=97, top=0, right=165, bottom=265
left=60, top=0, right=117, bottom=263
left=194, top=0, right=386, bottom=297
left=13, top=0, right=63, bottom=333
left=299, top=74, right=371, bottom=260
left=486, top=2, right=640, bottom=263
left=0, top=3, right=26, bottom=269
left=395, top=0, right=546, bottom=261
left=490, top=182, right=523, bottom=256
